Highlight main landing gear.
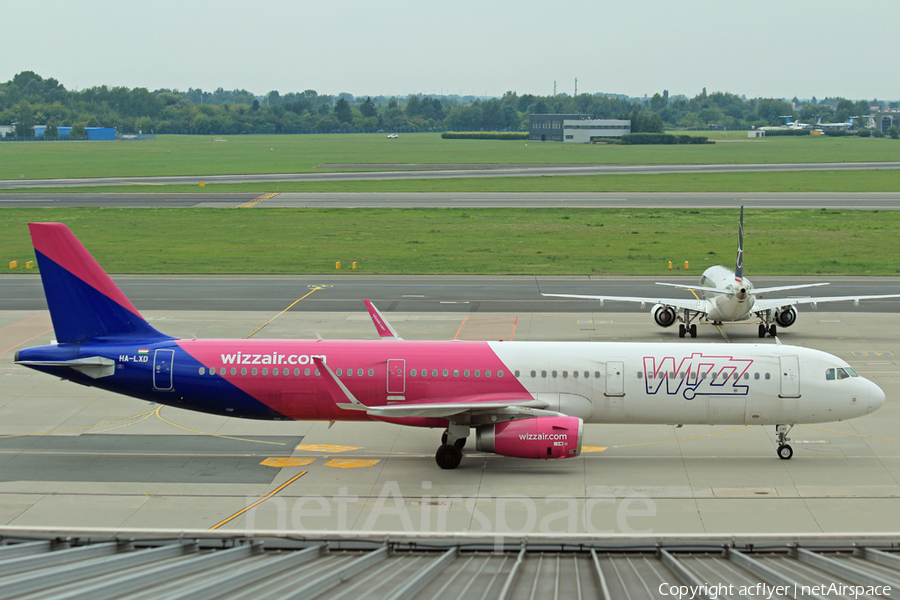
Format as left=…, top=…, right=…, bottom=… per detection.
left=775, top=424, right=793, bottom=460
left=436, top=425, right=470, bottom=470
left=678, top=309, right=699, bottom=338
left=758, top=323, right=777, bottom=338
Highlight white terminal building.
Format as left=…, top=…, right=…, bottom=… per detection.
left=563, top=119, right=630, bottom=142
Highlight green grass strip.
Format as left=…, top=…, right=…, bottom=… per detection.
left=2, top=207, right=899, bottom=276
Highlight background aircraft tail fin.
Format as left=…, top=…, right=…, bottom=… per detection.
left=735, top=206, right=744, bottom=282
left=28, top=223, right=173, bottom=344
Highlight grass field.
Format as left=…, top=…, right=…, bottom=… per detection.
left=2, top=133, right=900, bottom=183
left=3, top=208, right=898, bottom=276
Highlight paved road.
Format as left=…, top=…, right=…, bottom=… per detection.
left=5, top=274, right=900, bottom=313
left=3, top=191, right=900, bottom=209
left=2, top=161, right=900, bottom=190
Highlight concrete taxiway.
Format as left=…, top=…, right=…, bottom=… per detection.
left=2, top=304, right=900, bottom=536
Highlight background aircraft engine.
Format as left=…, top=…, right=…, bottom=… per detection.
left=652, top=304, right=677, bottom=327
left=775, top=306, right=798, bottom=327
left=475, top=416, right=583, bottom=459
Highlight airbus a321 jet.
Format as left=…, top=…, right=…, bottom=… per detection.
left=16, top=223, right=884, bottom=469
left=544, top=207, right=900, bottom=338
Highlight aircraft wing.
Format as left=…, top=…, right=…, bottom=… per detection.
left=542, top=293, right=706, bottom=313
left=754, top=294, right=900, bottom=312
left=313, top=357, right=558, bottom=420
left=752, top=283, right=830, bottom=295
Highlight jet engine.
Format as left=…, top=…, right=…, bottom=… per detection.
left=775, top=306, right=797, bottom=328
left=652, top=304, right=677, bottom=328
left=475, top=416, right=583, bottom=459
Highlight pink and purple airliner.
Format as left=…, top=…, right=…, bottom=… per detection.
left=16, top=223, right=884, bottom=469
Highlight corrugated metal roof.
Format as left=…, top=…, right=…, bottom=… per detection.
left=1, top=530, right=899, bottom=599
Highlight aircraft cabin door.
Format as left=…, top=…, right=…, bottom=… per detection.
left=779, top=356, right=800, bottom=398
left=387, top=359, right=405, bottom=394
left=153, top=349, right=175, bottom=391
left=605, top=361, right=625, bottom=397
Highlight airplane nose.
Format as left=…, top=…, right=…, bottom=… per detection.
left=868, top=382, right=886, bottom=414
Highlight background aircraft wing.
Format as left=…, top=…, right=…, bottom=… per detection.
left=752, top=283, right=830, bottom=295
left=754, top=294, right=900, bottom=312
left=542, top=293, right=706, bottom=313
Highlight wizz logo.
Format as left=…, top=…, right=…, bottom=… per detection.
left=643, top=353, right=752, bottom=400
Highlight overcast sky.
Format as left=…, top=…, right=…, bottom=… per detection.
left=4, top=0, right=897, bottom=101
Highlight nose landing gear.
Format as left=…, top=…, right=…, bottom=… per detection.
left=775, top=424, right=793, bottom=460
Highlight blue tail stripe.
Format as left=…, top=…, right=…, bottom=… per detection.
left=35, top=249, right=171, bottom=343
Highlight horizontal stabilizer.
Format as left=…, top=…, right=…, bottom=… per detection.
left=15, top=356, right=115, bottom=379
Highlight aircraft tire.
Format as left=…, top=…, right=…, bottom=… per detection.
left=678, top=324, right=686, bottom=338
left=436, top=444, right=463, bottom=469
left=777, top=444, right=793, bottom=460
left=758, top=324, right=767, bottom=338
left=689, top=324, right=697, bottom=338
left=769, top=324, right=777, bottom=337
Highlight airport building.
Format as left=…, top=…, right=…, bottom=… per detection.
left=529, top=114, right=631, bottom=142
left=32, top=126, right=117, bottom=141
left=874, top=110, right=900, bottom=133
left=529, top=114, right=588, bottom=141
left=562, top=118, right=631, bottom=142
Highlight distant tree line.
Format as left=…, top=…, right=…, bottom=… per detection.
left=1, top=71, right=897, bottom=137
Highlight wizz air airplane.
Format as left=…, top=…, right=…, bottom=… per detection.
left=15, top=223, right=884, bottom=469
left=544, top=207, right=900, bottom=338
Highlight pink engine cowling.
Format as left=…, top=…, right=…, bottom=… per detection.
left=475, top=416, right=584, bottom=459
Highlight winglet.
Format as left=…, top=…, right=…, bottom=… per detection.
left=364, top=300, right=402, bottom=340
left=313, top=357, right=369, bottom=411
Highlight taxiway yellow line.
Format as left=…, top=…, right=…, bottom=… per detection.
left=209, top=471, right=307, bottom=530
left=153, top=405, right=285, bottom=446
left=244, top=287, right=321, bottom=339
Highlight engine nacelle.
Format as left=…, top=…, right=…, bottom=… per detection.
left=775, top=306, right=797, bottom=328
left=652, top=304, right=677, bottom=328
left=475, top=416, right=583, bottom=460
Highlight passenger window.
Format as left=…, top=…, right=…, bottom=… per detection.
left=542, top=370, right=547, bottom=378
left=765, top=373, right=771, bottom=380
left=199, top=367, right=206, bottom=375
left=241, top=368, right=247, bottom=376
left=594, top=371, right=600, bottom=378
left=272, top=368, right=279, bottom=376
left=230, top=368, right=237, bottom=376
left=410, top=369, right=416, bottom=377
left=475, top=370, right=481, bottom=377
left=346, top=369, right=352, bottom=377
left=637, top=372, right=643, bottom=379
left=368, top=369, right=374, bottom=377
left=562, top=371, right=568, bottom=378
left=358, top=369, right=364, bottom=377
left=336, top=368, right=342, bottom=376
left=754, top=373, right=759, bottom=380
left=485, top=370, right=491, bottom=377
left=573, top=371, right=579, bottom=378
left=315, top=369, right=320, bottom=376
left=252, top=368, right=257, bottom=376
left=530, top=370, right=536, bottom=378
left=465, top=370, right=471, bottom=377
left=305, top=368, right=310, bottom=376
left=262, top=368, right=268, bottom=376
left=498, top=370, right=503, bottom=377
left=453, top=370, right=459, bottom=377
left=294, top=368, right=300, bottom=376
left=513, top=370, right=518, bottom=377
left=585, top=372, right=590, bottom=379
left=552, top=371, right=558, bottom=378
left=442, top=369, right=449, bottom=377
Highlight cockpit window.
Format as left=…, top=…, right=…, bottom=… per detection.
left=827, top=367, right=859, bottom=380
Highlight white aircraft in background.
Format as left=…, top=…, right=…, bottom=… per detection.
left=782, top=116, right=813, bottom=129
left=543, top=207, right=900, bottom=338
left=816, top=116, right=856, bottom=130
